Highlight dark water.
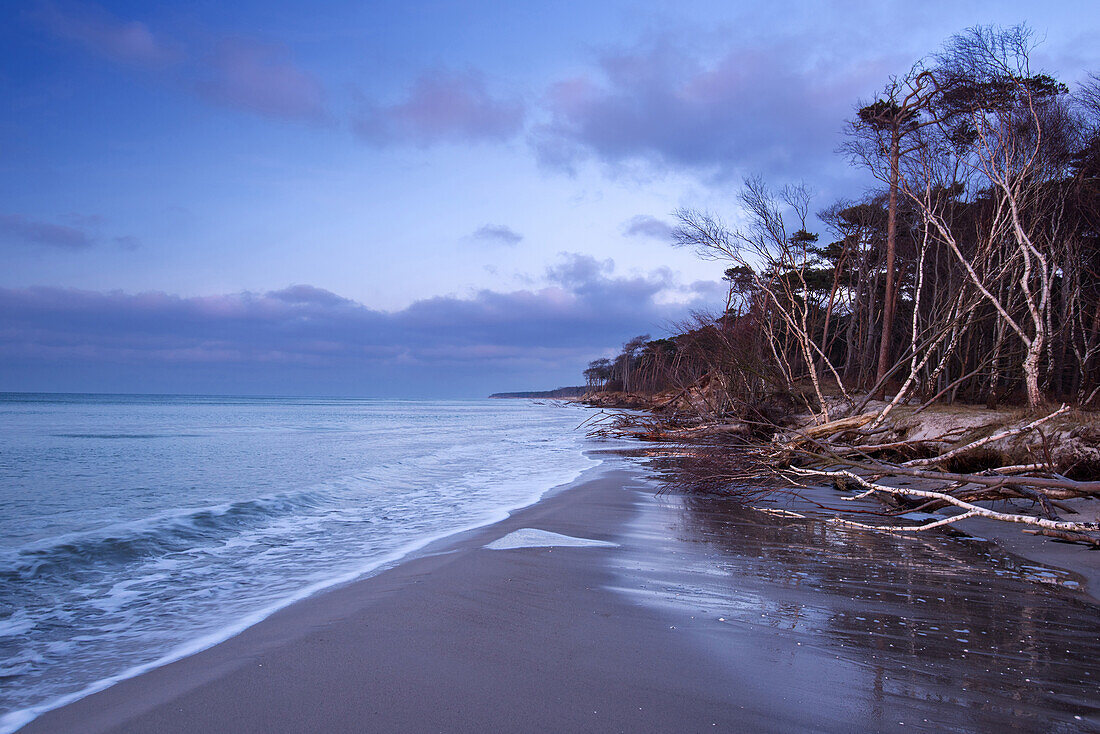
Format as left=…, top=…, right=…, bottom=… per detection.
left=611, top=485, right=1100, bottom=732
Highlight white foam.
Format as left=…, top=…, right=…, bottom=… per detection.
left=0, top=462, right=612, bottom=734
left=485, top=528, right=618, bottom=550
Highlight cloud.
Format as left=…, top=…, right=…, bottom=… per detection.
left=34, top=2, right=181, bottom=66
left=0, top=213, right=142, bottom=252
left=531, top=39, right=889, bottom=181
left=471, top=224, right=523, bottom=246
left=194, top=38, right=326, bottom=121
left=268, top=284, right=354, bottom=307
left=622, top=215, right=676, bottom=240
left=0, top=255, right=716, bottom=395
left=354, top=71, right=524, bottom=145
left=544, top=253, right=614, bottom=289
left=36, top=5, right=325, bottom=122
left=0, top=214, right=94, bottom=249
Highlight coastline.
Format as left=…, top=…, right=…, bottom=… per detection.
left=19, top=455, right=1100, bottom=732
left=3, top=451, right=603, bottom=734
left=19, top=465, right=761, bottom=733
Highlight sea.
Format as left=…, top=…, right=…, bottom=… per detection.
left=0, top=393, right=599, bottom=731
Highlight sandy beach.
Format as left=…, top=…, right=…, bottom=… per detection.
left=8, top=1, right=1100, bottom=731
left=19, top=459, right=1100, bottom=733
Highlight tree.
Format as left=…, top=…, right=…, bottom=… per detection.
left=615, top=335, right=650, bottom=393
left=583, top=358, right=612, bottom=390
left=675, top=179, right=848, bottom=422
left=589, top=26, right=1100, bottom=414
left=844, top=72, right=937, bottom=397
left=907, top=25, right=1075, bottom=408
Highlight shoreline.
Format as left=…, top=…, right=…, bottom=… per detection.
left=20, top=465, right=753, bottom=733
left=19, top=455, right=1100, bottom=732
left=3, top=456, right=606, bottom=734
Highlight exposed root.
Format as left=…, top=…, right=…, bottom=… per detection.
left=904, top=405, right=1070, bottom=468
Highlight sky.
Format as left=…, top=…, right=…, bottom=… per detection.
left=2, top=0, right=1098, bottom=397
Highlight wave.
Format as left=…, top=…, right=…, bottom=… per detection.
left=0, top=458, right=605, bottom=734
left=50, top=433, right=207, bottom=439
left=0, top=492, right=327, bottom=583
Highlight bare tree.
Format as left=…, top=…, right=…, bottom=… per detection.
left=675, top=179, right=851, bottom=423
left=905, top=25, right=1075, bottom=408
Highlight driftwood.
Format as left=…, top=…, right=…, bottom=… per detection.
left=814, top=432, right=968, bottom=458
left=783, top=413, right=876, bottom=446
left=630, top=423, right=752, bottom=441
left=772, top=417, right=1100, bottom=545
left=792, top=467, right=1099, bottom=535
left=583, top=390, right=1100, bottom=547
left=1023, top=528, right=1100, bottom=547
left=821, top=457, right=1100, bottom=498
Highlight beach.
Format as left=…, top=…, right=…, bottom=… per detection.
left=9, top=2, right=1100, bottom=731
left=19, top=459, right=1100, bottom=733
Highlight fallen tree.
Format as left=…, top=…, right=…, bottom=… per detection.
left=583, top=392, right=1100, bottom=547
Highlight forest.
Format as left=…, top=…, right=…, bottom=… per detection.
left=583, top=26, right=1100, bottom=545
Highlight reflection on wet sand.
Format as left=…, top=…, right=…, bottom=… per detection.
left=611, top=488, right=1099, bottom=732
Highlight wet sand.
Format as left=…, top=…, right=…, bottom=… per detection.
left=20, top=462, right=1100, bottom=733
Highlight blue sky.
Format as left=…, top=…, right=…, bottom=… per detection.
left=2, top=0, right=1098, bottom=396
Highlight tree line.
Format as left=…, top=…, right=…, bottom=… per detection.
left=586, top=25, right=1100, bottom=422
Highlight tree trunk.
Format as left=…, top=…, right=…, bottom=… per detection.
left=874, top=129, right=901, bottom=399
left=1024, top=335, right=1043, bottom=409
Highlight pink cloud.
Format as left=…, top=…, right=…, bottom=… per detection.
left=355, top=71, right=524, bottom=145
left=35, top=2, right=180, bottom=66
left=195, top=39, right=326, bottom=121
left=37, top=5, right=326, bottom=122
left=0, top=213, right=93, bottom=249
left=532, top=39, right=897, bottom=181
